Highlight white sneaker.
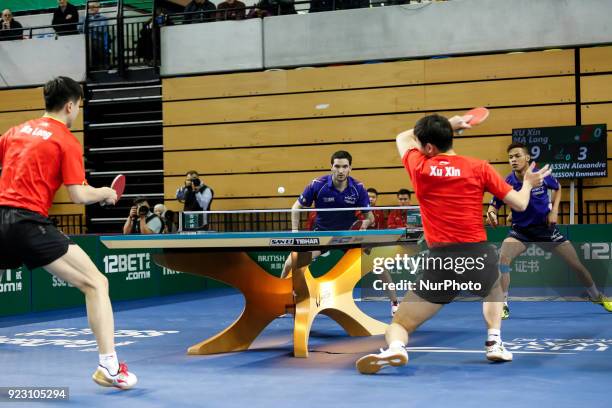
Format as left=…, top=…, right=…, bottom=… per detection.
left=391, top=302, right=399, bottom=317
left=485, top=341, right=513, bottom=362
left=92, top=362, right=138, bottom=390
left=356, top=347, right=409, bottom=374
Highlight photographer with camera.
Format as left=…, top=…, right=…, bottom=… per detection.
left=176, top=170, right=214, bottom=230
left=122, top=197, right=163, bottom=234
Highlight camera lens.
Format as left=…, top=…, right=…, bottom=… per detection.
left=138, top=205, right=150, bottom=216
left=192, top=178, right=201, bottom=187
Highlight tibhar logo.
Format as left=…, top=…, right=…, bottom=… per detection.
left=429, top=165, right=461, bottom=177
left=103, top=254, right=151, bottom=281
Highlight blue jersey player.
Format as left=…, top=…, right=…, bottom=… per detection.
left=279, top=150, right=373, bottom=279
left=487, top=142, right=611, bottom=318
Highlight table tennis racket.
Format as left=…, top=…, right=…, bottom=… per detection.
left=457, top=107, right=489, bottom=134
left=101, top=174, right=125, bottom=206
left=350, top=219, right=374, bottom=230
left=350, top=220, right=364, bottom=230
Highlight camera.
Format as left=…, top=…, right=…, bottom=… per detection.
left=192, top=178, right=201, bottom=187
left=138, top=205, right=150, bottom=216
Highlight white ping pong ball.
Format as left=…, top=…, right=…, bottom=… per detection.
left=277, top=186, right=285, bottom=194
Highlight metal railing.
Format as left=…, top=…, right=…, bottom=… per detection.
left=585, top=200, right=612, bottom=224
left=166, top=0, right=444, bottom=22
left=49, top=214, right=85, bottom=235
left=83, top=0, right=156, bottom=74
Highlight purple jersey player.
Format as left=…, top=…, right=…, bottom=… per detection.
left=279, top=150, right=374, bottom=280
left=487, top=142, right=611, bottom=318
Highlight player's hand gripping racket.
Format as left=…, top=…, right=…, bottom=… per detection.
left=350, top=219, right=373, bottom=230
left=101, top=174, right=126, bottom=206
left=457, top=107, right=489, bottom=135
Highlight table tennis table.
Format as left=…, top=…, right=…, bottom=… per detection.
left=101, top=229, right=418, bottom=357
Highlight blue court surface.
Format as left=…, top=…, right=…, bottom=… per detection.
left=1, top=289, right=611, bottom=408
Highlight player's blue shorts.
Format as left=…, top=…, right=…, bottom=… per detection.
left=508, top=224, right=567, bottom=247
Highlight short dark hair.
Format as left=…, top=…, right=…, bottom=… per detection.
left=43, top=76, right=83, bottom=112
left=331, top=150, right=352, bottom=165
left=397, top=188, right=411, bottom=197
left=186, top=170, right=199, bottom=177
left=413, top=114, right=453, bottom=152
left=366, top=188, right=378, bottom=195
left=133, top=197, right=149, bottom=206
left=507, top=142, right=529, bottom=154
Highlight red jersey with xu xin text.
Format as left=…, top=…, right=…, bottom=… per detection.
left=0, top=117, right=86, bottom=217
left=402, top=148, right=511, bottom=245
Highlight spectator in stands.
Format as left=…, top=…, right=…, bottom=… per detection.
left=246, top=2, right=270, bottom=18
left=217, top=0, right=246, bottom=21
left=386, top=188, right=412, bottom=228
left=336, top=0, right=370, bottom=9
left=153, top=204, right=170, bottom=233
left=52, top=0, right=80, bottom=36
left=309, top=0, right=334, bottom=13
left=123, top=197, right=163, bottom=234
left=136, top=7, right=173, bottom=63
left=357, top=187, right=385, bottom=228
left=247, top=0, right=295, bottom=17
left=79, top=2, right=109, bottom=69
left=176, top=170, right=214, bottom=230
left=0, top=9, right=23, bottom=41
left=153, top=203, right=167, bottom=218
left=184, top=0, right=217, bottom=24
left=164, top=210, right=178, bottom=233
left=305, top=210, right=317, bottom=230
left=366, top=188, right=386, bottom=229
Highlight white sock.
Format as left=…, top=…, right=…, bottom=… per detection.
left=388, top=340, right=405, bottom=350
left=586, top=284, right=600, bottom=299
left=487, top=329, right=501, bottom=344
left=503, top=292, right=509, bottom=304
left=99, top=352, right=119, bottom=375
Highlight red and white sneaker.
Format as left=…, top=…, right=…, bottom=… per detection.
left=92, top=362, right=138, bottom=390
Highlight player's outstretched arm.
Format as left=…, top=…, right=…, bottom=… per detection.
left=395, top=128, right=418, bottom=159
left=548, top=184, right=562, bottom=225
left=502, top=162, right=551, bottom=211
left=291, top=200, right=304, bottom=232
left=67, top=184, right=117, bottom=205
left=361, top=211, right=375, bottom=229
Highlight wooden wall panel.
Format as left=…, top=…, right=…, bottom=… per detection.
left=164, top=105, right=576, bottom=151
left=0, top=110, right=84, bottom=134
left=162, top=50, right=574, bottom=100
left=164, top=77, right=574, bottom=126
left=580, top=46, right=612, bottom=74
left=581, top=75, right=612, bottom=103
left=164, top=137, right=510, bottom=176
left=424, top=50, right=574, bottom=83
left=0, top=87, right=44, bottom=112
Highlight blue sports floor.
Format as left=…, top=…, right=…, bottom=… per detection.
left=1, top=289, right=611, bottom=408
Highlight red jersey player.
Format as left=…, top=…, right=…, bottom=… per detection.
left=356, top=113, right=551, bottom=374
left=0, top=77, right=137, bottom=389
left=386, top=189, right=412, bottom=229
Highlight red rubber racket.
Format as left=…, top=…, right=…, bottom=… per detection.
left=350, top=219, right=364, bottom=230
left=101, top=174, right=125, bottom=206
left=457, top=107, right=489, bottom=134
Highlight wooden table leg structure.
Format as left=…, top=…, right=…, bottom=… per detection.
left=292, top=248, right=388, bottom=358
left=153, top=251, right=293, bottom=355
left=153, top=248, right=387, bottom=357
